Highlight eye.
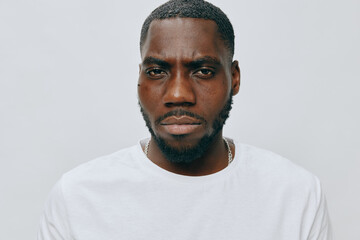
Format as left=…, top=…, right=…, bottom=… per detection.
left=146, top=68, right=167, bottom=79
left=194, top=68, right=215, bottom=79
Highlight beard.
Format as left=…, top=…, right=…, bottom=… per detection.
left=139, top=92, right=233, bottom=164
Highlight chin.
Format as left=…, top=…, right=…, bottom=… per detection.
left=153, top=131, right=217, bottom=164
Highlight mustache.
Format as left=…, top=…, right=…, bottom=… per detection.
left=155, top=109, right=206, bottom=125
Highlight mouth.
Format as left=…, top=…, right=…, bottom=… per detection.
left=160, top=116, right=202, bottom=135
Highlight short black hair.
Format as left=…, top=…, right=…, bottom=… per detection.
left=140, top=0, right=235, bottom=59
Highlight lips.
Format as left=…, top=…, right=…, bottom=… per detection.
left=160, top=116, right=202, bottom=135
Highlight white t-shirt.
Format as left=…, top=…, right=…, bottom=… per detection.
left=38, top=141, right=332, bottom=240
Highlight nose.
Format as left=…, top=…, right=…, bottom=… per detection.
left=162, top=72, right=196, bottom=107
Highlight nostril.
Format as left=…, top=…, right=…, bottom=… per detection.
left=165, top=101, right=195, bottom=108
left=183, top=102, right=195, bottom=107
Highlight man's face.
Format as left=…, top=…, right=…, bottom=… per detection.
left=138, top=18, right=240, bottom=163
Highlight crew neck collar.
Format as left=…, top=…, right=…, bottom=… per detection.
left=134, top=138, right=242, bottom=184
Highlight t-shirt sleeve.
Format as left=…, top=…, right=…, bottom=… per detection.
left=308, top=177, right=333, bottom=240
left=38, top=178, right=73, bottom=240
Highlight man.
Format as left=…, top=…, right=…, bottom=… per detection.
left=38, top=0, right=332, bottom=239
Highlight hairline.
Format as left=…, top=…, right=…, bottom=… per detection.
left=140, top=17, right=233, bottom=62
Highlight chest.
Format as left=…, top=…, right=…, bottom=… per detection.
left=66, top=181, right=311, bottom=240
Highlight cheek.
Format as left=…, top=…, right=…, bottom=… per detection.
left=138, top=82, right=162, bottom=117
left=197, top=88, right=229, bottom=122
left=198, top=79, right=230, bottom=105
left=138, top=84, right=151, bottom=106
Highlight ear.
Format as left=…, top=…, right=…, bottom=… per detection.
left=231, top=60, right=240, bottom=95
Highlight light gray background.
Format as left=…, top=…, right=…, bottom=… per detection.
left=0, top=0, right=359, bottom=239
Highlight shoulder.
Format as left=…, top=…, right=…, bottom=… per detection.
left=237, top=142, right=321, bottom=193
left=236, top=143, right=326, bottom=220
left=235, top=142, right=332, bottom=238
left=60, top=144, right=143, bottom=188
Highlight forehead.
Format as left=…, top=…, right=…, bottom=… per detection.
left=141, top=18, right=228, bottom=61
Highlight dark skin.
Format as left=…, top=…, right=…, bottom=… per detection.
left=138, top=18, right=240, bottom=176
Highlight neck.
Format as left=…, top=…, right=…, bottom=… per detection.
left=145, top=132, right=232, bottom=176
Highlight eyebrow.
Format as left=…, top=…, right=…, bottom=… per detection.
left=185, top=56, right=221, bottom=69
left=142, top=57, right=171, bottom=69
left=141, top=56, right=221, bottom=69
